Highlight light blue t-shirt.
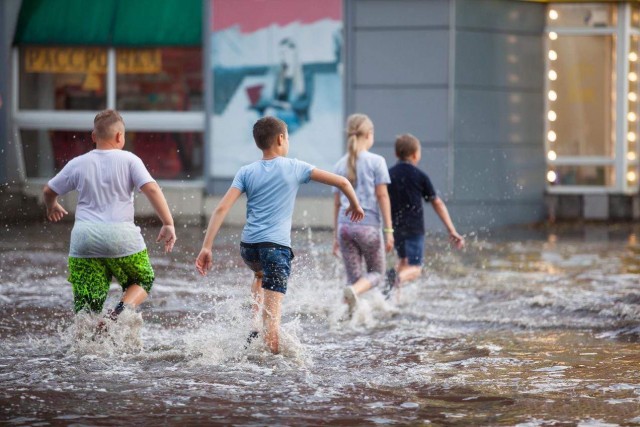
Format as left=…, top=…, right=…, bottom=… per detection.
left=333, top=151, right=391, bottom=227
left=232, top=157, right=315, bottom=247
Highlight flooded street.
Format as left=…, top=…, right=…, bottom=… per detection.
left=1, top=222, right=640, bottom=426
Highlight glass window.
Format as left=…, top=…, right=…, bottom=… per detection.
left=19, top=47, right=107, bottom=111
left=20, top=129, right=94, bottom=178
left=547, top=35, right=616, bottom=157
left=20, top=129, right=203, bottom=180
left=547, top=4, right=616, bottom=28
left=632, top=4, right=640, bottom=29
left=628, top=35, right=639, bottom=188
left=552, top=165, right=615, bottom=187
left=128, top=131, right=204, bottom=179
left=116, top=48, right=203, bottom=111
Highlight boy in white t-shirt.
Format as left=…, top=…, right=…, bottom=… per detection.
left=43, top=109, right=176, bottom=323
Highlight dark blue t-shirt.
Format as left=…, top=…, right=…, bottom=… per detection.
left=388, top=161, right=437, bottom=235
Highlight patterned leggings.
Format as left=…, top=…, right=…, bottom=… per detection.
left=338, top=223, right=385, bottom=288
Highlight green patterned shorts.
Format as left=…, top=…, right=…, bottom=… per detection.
left=68, top=249, right=155, bottom=313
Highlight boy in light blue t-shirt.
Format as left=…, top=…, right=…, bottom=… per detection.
left=195, top=116, right=364, bottom=354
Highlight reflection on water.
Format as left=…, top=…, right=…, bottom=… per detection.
left=1, top=223, right=640, bottom=425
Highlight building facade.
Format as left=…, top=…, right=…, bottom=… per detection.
left=0, top=0, right=635, bottom=230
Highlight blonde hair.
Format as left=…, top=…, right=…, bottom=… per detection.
left=345, top=113, right=374, bottom=186
left=93, top=109, right=124, bottom=141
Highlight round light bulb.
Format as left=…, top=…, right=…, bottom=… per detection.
left=547, top=150, right=557, bottom=161
left=547, top=170, right=557, bottom=183
left=628, top=151, right=637, bottom=161
left=549, top=10, right=559, bottom=20
left=628, top=112, right=637, bottom=122
left=548, top=70, right=558, bottom=81
left=630, top=72, right=638, bottom=82
left=548, top=50, right=558, bottom=61
left=547, top=130, right=557, bottom=142
left=630, top=52, right=639, bottom=62
left=630, top=92, right=638, bottom=102
left=629, top=132, right=637, bottom=142
left=548, top=90, right=557, bottom=101
left=627, top=171, right=637, bottom=182
left=548, top=110, right=557, bottom=121
left=549, top=32, right=558, bottom=41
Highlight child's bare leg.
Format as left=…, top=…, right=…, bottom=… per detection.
left=121, top=284, right=148, bottom=307
left=398, top=266, right=421, bottom=284
left=351, top=277, right=372, bottom=296
left=105, top=284, right=148, bottom=320
left=251, top=272, right=264, bottom=331
left=262, top=289, right=284, bottom=354
left=395, top=258, right=408, bottom=272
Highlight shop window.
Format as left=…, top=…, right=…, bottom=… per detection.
left=547, top=4, right=616, bottom=28
left=20, top=129, right=94, bottom=178
left=20, top=129, right=203, bottom=180
left=19, top=47, right=107, bottom=111
left=116, top=48, right=203, bottom=111
left=553, top=165, right=615, bottom=187
left=632, top=4, right=640, bottom=29
left=546, top=35, right=616, bottom=158
left=128, top=131, right=204, bottom=179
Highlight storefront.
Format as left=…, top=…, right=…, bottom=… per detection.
left=5, top=0, right=640, bottom=227
left=11, top=0, right=204, bottom=187
left=545, top=2, right=640, bottom=219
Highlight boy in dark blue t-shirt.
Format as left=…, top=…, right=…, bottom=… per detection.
left=385, top=134, right=464, bottom=295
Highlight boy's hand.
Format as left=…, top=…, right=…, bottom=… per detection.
left=449, top=231, right=465, bottom=250
left=46, top=202, right=68, bottom=222
left=156, top=225, right=176, bottom=253
left=345, top=205, right=365, bottom=222
left=195, top=248, right=213, bottom=276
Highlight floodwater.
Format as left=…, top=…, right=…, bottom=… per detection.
left=1, top=221, right=640, bottom=426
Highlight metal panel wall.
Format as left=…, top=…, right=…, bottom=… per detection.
left=347, top=0, right=547, bottom=232
left=0, top=0, right=23, bottom=186
left=453, top=0, right=546, bottom=227
left=347, top=0, right=452, bottom=233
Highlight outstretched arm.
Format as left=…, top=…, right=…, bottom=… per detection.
left=42, top=185, right=68, bottom=222
left=195, top=187, right=243, bottom=276
left=310, top=169, right=364, bottom=222
left=431, top=197, right=465, bottom=249
left=375, top=184, right=394, bottom=253
left=332, top=192, right=341, bottom=257
left=141, top=182, right=176, bottom=253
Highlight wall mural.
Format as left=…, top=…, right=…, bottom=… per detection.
left=210, top=0, right=343, bottom=177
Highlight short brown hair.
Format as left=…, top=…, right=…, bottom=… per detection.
left=395, top=133, right=420, bottom=160
left=253, top=116, right=287, bottom=150
left=93, top=109, right=124, bottom=140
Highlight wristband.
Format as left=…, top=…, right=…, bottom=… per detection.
left=383, top=228, right=394, bottom=233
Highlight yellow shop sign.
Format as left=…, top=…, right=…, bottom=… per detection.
left=24, top=47, right=162, bottom=74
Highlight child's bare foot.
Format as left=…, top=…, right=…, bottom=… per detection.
left=343, top=286, right=358, bottom=317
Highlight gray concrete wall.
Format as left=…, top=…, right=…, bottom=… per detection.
left=346, top=0, right=546, bottom=233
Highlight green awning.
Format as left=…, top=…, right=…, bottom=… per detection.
left=14, top=0, right=202, bottom=46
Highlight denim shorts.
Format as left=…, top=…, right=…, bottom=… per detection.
left=394, top=233, right=425, bottom=266
left=240, top=242, right=294, bottom=294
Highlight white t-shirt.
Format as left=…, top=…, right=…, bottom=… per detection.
left=47, top=149, right=155, bottom=258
